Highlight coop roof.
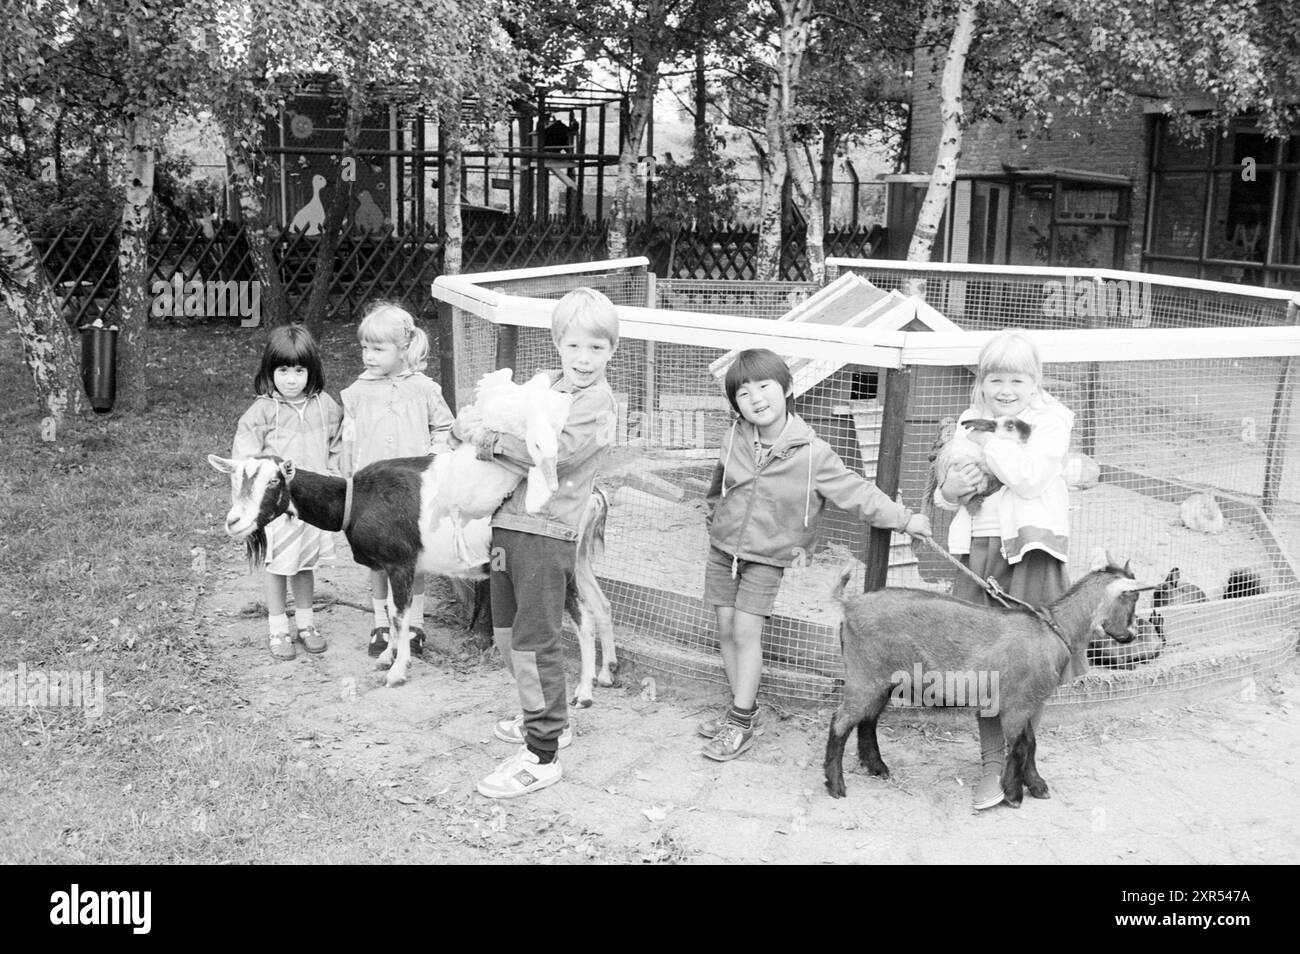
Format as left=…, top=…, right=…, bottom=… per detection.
left=708, top=272, right=960, bottom=397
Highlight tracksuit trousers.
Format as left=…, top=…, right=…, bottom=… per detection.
left=489, top=528, right=575, bottom=756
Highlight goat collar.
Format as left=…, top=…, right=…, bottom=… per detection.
left=986, top=582, right=1072, bottom=653
left=341, top=478, right=354, bottom=533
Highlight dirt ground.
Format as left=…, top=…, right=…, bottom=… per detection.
left=207, top=541, right=1300, bottom=864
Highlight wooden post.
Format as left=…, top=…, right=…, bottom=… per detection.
left=596, top=103, right=607, bottom=224
left=1079, top=278, right=1106, bottom=457
left=1262, top=301, right=1299, bottom=517
left=495, top=323, right=518, bottom=374
left=643, top=271, right=657, bottom=443
left=437, top=299, right=458, bottom=413
left=863, top=364, right=912, bottom=592
left=536, top=88, right=549, bottom=221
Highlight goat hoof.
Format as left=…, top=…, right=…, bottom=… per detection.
left=1002, top=790, right=1023, bottom=809
left=597, top=672, right=616, bottom=688
left=824, top=778, right=847, bottom=799
left=385, top=671, right=407, bottom=688
left=864, top=761, right=890, bottom=779
left=571, top=692, right=593, bottom=708
left=1026, top=781, right=1051, bottom=799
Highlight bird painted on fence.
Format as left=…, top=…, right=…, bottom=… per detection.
left=290, top=174, right=327, bottom=236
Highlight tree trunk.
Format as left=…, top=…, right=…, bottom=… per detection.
left=116, top=116, right=157, bottom=414
left=755, top=0, right=812, bottom=282
left=819, top=121, right=837, bottom=229
left=693, top=35, right=709, bottom=155
left=0, top=175, right=87, bottom=425
left=304, top=80, right=365, bottom=336
left=608, top=57, right=661, bottom=260
left=906, top=0, right=977, bottom=265
left=443, top=105, right=464, bottom=276
left=789, top=145, right=824, bottom=284
left=221, top=127, right=287, bottom=327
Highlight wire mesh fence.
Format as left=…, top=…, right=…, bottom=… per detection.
left=436, top=259, right=1300, bottom=710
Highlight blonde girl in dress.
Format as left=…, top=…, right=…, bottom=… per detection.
left=341, top=302, right=454, bottom=657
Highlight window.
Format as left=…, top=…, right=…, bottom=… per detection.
left=1146, top=118, right=1300, bottom=288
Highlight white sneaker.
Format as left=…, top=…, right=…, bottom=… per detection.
left=476, top=748, right=562, bottom=799
left=493, top=714, right=572, bottom=749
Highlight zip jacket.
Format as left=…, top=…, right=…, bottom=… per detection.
left=233, top=392, right=342, bottom=475
left=487, top=371, right=617, bottom=542
left=934, top=395, right=1074, bottom=563
left=705, top=412, right=913, bottom=568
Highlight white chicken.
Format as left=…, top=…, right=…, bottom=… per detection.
left=437, top=369, right=572, bottom=562
left=927, top=415, right=1032, bottom=515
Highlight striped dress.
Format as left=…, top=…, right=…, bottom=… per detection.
left=232, top=392, right=344, bottom=575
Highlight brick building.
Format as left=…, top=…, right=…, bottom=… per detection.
left=899, top=69, right=1300, bottom=293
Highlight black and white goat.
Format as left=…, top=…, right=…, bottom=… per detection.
left=209, top=454, right=616, bottom=696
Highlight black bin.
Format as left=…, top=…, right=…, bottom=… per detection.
left=80, top=325, right=118, bottom=412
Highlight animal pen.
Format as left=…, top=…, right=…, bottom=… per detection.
left=431, top=257, right=1300, bottom=710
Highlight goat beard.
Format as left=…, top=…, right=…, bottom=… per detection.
left=244, top=526, right=269, bottom=570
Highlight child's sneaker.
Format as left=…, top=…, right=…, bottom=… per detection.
left=367, top=626, right=390, bottom=658
left=697, top=706, right=760, bottom=739
left=493, top=714, right=572, bottom=749
left=476, top=747, right=562, bottom=799
left=297, top=626, right=327, bottom=654
left=267, top=632, right=296, bottom=660
left=702, top=722, right=754, bottom=761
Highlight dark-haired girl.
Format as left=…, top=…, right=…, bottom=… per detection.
left=232, top=324, right=343, bottom=660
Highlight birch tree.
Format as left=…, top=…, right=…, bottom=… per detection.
left=906, top=0, right=974, bottom=263
left=299, top=0, right=519, bottom=331
left=906, top=0, right=1283, bottom=264
left=518, top=1, right=743, bottom=259
left=185, top=0, right=327, bottom=328
left=0, top=1, right=87, bottom=425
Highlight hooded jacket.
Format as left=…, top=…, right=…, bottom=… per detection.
left=705, top=412, right=913, bottom=569
left=934, top=395, right=1074, bottom=564
left=487, top=371, right=618, bottom=542
left=232, top=392, right=343, bottom=475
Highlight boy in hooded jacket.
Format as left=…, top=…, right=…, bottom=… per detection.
left=701, top=349, right=931, bottom=760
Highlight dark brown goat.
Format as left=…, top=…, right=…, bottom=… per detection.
left=824, top=559, right=1145, bottom=805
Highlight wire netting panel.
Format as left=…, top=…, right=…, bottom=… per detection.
left=902, top=337, right=1300, bottom=706
left=449, top=265, right=649, bottom=408
left=657, top=279, right=819, bottom=319
left=444, top=264, right=1300, bottom=709
left=834, top=262, right=1294, bottom=331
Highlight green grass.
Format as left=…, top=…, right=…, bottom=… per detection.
left=0, top=318, right=558, bottom=864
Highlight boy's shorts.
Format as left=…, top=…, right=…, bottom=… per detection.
left=704, top=546, right=785, bottom=617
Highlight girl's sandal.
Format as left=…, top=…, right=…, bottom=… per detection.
left=268, top=633, right=296, bottom=660
left=298, top=626, right=327, bottom=654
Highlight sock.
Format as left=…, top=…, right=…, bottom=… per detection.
left=372, top=599, right=389, bottom=629
left=296, top=606, right=314, bottom=630
left=727, top=703, right=757, bottom=730
left=268, top=613, right=289, bottom=636
left=410, top=593, right=425, bottom=630
left=527, top=742, right=557, bottom=765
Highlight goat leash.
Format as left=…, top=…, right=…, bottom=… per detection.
left=918, top=535, right=1072, bottom=652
